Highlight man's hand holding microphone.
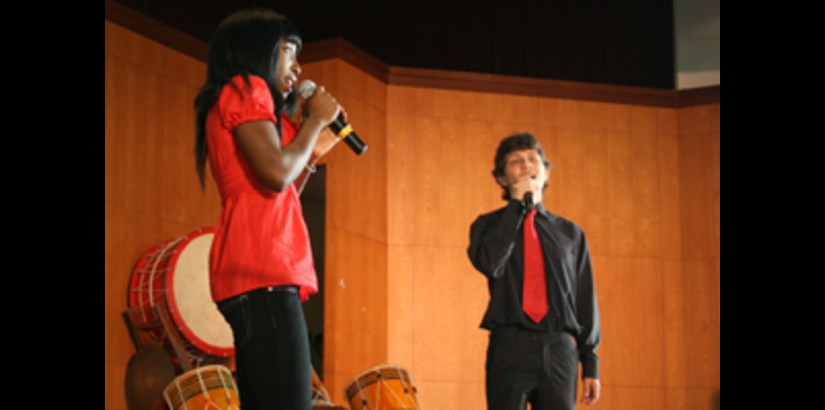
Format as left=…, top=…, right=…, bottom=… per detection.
left=510, top=174, right=541, bottom=210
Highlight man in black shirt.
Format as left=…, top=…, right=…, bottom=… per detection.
left=468, top=132, right=601, bottom=410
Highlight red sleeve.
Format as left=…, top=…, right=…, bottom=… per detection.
left=218, top=75, right=278, bottom=131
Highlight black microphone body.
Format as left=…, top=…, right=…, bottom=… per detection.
left=522, top=174, right=536, bottom=209
left=297, top=80, right=368, bottom=155
left=523, top=192, right=534, bottom=210
left=329, top=112, right=368, bottom=155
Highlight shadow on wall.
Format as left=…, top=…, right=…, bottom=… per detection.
left=712, top=390, right=720, bottom=410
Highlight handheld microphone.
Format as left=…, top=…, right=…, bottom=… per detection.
left=297, top=80, right=368, bottom=155
left=523, top=174, right=536, bottom=209
left=523, top=192, right=533, bottom=209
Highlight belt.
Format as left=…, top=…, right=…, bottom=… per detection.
left=264, top=285, right=299, bottom=294
left=492, top=326, right=576, bottom=345
left=217, top=285, right=299, bottom=310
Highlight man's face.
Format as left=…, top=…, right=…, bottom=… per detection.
left=497, top=148, right=549, bottom=192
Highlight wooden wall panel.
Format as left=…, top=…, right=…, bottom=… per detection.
left=614, top=130, right=662, bottom=258
left=582, top=101, right=614, bottom=130
left=538, top=97, right=561, bottom=126
left=683, top=258, right=721, bottom=388
left=558, top=99, right=583, bottom=129
left=630, top=105, right=659, bottom=134
left=312, top=61, right=388, bottom=245
left=324, top=98, right=387, bottom=239
left=386, top=113, right=416, bottom=245
left=632, top=130, right=664, bottom=257
left=596, top=257, right=665, bottom=387
left=554, top=127, right=613, bottom=257
left=413, top=87, right=468, bottom=119
left=158, top=79, right=220, bottom=225
left=677, top=104, right=712, bottom=134
left=386, top=95, right=417, bottom=373
left=497, top=93, right=542, bottom=125
left=105, top=362, right=128, bottom=410
left=597, top=386, right=667, bottom=410
left=387, top=245, right=415, bottom=367
left=610, top=130, right=640, bottom=259
left=533, top=127, right=563, bottom=210
left=711, top=125, right=720, bottom=259
left=462, top=90, right=496, bottom=122
left=678, top=104, right=718, bottom=260
left=324, top=228, right=388, bottom=403
left=337, top=60, right=386, bottom=113
left=666, top=387, right=690, bottom=410
left=105, top=55, right=164, bottom=217
left=676, top=103, right=719, bottom=394
left=666, top=387, right=721, bottom=410
left=306, top=59, right=391, bottom=405
left=663, top=260, right=688, bottom=387
left=674, top=102, right=720, bottom=398
left=679, top=135, right=715, bottom=258
left=659, top=107, right=679, bottom=134
left=387, top=85, right=415, bottom=115
left=106, top=21, right=219, bottom=410
left=413, top=118, right=490, bottom=248
left=547, top=125, right=581, bottom=220
left=659, top=125, right=682, bottom=260
left=412, top=247, right=488, bottom=384
left=414, top=380, right=486, bottom=410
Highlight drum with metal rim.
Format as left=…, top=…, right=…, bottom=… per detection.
left=344, top=365, right=420, bottom=410
left=163, top=365, right=240, bottom=410
left=127, top=227, right=233, bottom=366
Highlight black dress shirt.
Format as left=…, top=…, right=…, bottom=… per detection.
left=467, top=200, right=601, bottom=378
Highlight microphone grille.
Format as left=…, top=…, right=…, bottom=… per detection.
left=297, top=80, right=316, bottom=99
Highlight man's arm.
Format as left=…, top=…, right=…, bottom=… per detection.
left=467, top=200, right=525, bottom=278
left=575, top=231, right=601, bottom=380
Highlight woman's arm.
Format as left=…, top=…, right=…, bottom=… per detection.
left=234, top=87, right=340, bottom=192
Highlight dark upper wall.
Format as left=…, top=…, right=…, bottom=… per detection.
left=111, top=0, right=675, bottom=89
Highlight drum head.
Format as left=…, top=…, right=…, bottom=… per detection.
left=167, top=230, right=234, bottom=356
left=125, top=345, right=176, bottom=410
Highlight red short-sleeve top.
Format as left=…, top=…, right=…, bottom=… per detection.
left=205, top=74, right=317, bottom=302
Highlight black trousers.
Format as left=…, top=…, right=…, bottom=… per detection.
left=218, top=286, right=311, bottom=410
left=486, top=327, right=579, bottom=410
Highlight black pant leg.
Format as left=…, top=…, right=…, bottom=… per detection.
left=219, top=289, right=312, bottom=410
left=486, top=329, right=580, bottom=410
left=486, top=332, right=540, bottom=410
left=533, top=334, right=579, bottom=410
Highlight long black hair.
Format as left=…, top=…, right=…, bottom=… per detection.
left=194, top=8, right=303, bottom=189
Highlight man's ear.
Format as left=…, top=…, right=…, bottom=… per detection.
left=496, top=176, right=508, bottom=188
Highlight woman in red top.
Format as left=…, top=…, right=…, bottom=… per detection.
left=193, top=8, right=341, bottom=410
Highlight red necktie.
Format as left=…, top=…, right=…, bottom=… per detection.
left=523, top=209, right=548, bottom=323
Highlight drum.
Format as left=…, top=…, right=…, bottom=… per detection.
left=344, top=365, right=419, bottom=410
left=163, top=365, right=240, bottom=410
left=311, top=366, right=334, bottom=406
left=124, top=345, right=176, bottom=410
left=128, top=227, right=234, bottom=365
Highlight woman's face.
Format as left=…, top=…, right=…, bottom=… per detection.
left=275, top=40, right=301, bottom=98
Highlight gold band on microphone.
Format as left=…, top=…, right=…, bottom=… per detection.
left=337, top=124, right=353, bottom=139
